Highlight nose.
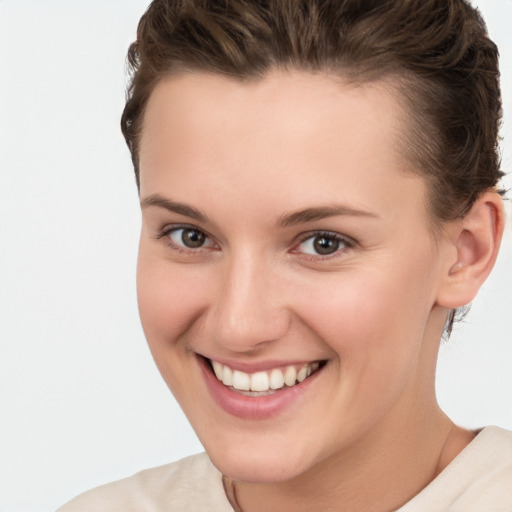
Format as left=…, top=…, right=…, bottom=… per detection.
left=206, top=250, right=291, bottom=354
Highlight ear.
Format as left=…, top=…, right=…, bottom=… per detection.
left=436, top=191, right=505, bottom=309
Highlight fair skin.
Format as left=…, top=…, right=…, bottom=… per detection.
left=136, top=70, right=503, bottom=511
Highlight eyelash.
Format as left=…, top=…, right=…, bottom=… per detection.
left=156, top=225, right=217, bottom=254
left=156, top=225, right=356, bottom=260
left=292, top=231, right=356, bottom=261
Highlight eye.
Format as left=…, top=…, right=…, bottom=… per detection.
left=163, top=226, right=216, bottom=251
left=295, top=232, right=352, bottom=257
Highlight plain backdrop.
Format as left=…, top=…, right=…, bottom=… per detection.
left=0, top=1, right=511, bottom=511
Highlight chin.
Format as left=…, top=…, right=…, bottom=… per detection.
left=205, top=441, right=313, bottom=483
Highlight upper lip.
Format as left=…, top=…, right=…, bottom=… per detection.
left=198, top=354, right=325, bottom=373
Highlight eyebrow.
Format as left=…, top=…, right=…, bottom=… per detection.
left=141, top=194, right=379, bottom=227
left=275, top=204, right=379, bottom=228
left=140, top=194, right=209, bottom=223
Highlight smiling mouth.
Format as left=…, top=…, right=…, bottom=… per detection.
left=206, top=358, right=326, bottom=396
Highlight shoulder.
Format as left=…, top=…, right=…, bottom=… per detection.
left=399, top=426, right=512, bottom=512
left=57, top=453, right=233, bottom=512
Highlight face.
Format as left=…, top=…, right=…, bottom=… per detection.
left=137, top=70, right=451, bottom=483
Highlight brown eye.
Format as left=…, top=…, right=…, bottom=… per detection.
left=313, top=235, right=340, bottom=255
left=168, top=227, right=212, bottom=249
left=297, top=232, right=351, bottom=257
left=181, top=228, right=205, bottom=248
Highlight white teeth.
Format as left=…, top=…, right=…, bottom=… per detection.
left=211, top=359, right=321, bottom=393
left=212, top=360, right=223, bottom=380
left=237, top=389, right=277, bottom=397
left=269, top=368, right=285, bottom=390
left=232, top=370, right=250, bottom=391
left=222, top=366, right=233, bottom=386
left=284, top=366, right=297, bottom=387
left=297, top=365, right=308, bottom=383
left=250, top=371, right=269, bottom=392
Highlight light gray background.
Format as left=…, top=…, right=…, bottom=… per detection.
left=0, top=1, right=511, bottom=511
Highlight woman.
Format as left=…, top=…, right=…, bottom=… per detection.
left=59, top=0, right=511, bottom=510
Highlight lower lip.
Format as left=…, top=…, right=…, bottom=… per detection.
left=198, top=357, right=323, bottom=420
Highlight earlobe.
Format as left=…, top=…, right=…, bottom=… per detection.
left=436, top=191, right=505, bottom=309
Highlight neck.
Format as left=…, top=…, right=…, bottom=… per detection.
left=230, top=404, right=472, bottom=512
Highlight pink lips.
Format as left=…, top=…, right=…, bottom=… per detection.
left=198, top=356, right=323, bottom=420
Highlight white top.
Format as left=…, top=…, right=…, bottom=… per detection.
left=58, top=426, right=512, bottom=511
left=397, top=426, right=512, bottom=511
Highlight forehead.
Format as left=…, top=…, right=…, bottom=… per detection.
left=139, top=70, right=426, bottom=221
left=140, top=70, right=405, bottom=165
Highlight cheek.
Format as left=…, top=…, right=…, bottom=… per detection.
left=136, top=252, right=215, bottom=408
left=136, top=250, right=208, bottom=350
left=299, top=262, right=436, bottom=383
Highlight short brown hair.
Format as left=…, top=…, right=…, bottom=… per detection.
left=121, top=0, right=505, bottom=334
